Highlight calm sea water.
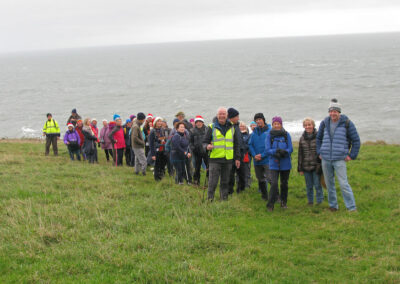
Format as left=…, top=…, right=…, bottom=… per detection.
left=0, top=33, right=399, bottom=142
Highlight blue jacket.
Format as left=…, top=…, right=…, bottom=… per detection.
left=316, top=115, right=361, bottom=161
left=248, top=125, right=271, bottom=166
left=266, top=130, right=293, bottom=171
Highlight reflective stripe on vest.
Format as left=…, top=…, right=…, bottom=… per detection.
left=43, top=119, right=60, bottom=134
left=209, top=123, right=234, bottom=160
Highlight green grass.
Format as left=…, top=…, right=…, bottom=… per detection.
left=0, top=140, right=399, bottom=283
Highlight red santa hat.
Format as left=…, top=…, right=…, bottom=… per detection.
left=146, top=113, right=154, bottom=119
left=194, top=115, right=204, bottom=123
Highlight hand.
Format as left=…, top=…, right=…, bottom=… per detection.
left=345, top=156, right=352, bottom=162
left=235, top=160, right=240, bottom=169
left=299, top=171, right=304, bottom=176
left=255, top=154, right=261, bottom=161
left=187, top=153, right=192, bottom=158
left=207, top=144, right=213, bottom=151
left=42, top=133, right=46, bottom=137
left=319, top=155, right=322, bottom=160
left=67, top=142, right=70, bottom=145
left=152, top=156, right=156, bottom=161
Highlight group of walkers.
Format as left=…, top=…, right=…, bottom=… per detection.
left=42, top=98, right=361, bottom=212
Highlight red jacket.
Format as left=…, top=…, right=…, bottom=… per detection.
left=113, top=127, right=126, bottom=149
left=76, top=127, right=85, bottom=147
left=90, top=125, right=100, bottom=142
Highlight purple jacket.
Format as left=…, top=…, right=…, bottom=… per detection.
left=100, top=126, right=113, bottom=150
left=63, top=130, right=80, bottom=145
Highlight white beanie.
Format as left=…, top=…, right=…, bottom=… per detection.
left=329, top=98, right=341, bottom=113
left=153, top=117, right=163, bottom=126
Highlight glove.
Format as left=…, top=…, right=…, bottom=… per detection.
left=273, top=149, right=283, bottom=159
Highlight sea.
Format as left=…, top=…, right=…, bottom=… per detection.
left=0, top=32, right=399, bottom=142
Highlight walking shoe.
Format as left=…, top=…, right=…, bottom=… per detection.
left=142, top=172, right=146, bottom=176
left=329, top=207, right=338, bottom=212
left=266, top=204, right=274, bottom=212
left=135, top=172, right=139, bottom=175
left=307, top=202, right=313, bottom=206
left=280, top=202, right=287, bottom=209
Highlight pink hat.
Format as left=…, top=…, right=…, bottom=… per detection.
left=194, top=115, right=204, bottom=123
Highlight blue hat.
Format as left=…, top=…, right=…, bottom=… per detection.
left=113, top=114, right=121, bottom=121
left=126, top=118, right=131, bottom=124
left=250, top=121, right=256, bottom=125
left=172, top=118, right=180, bottom=125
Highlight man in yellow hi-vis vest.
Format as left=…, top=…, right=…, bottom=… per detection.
left=203, top=107, right=241, bottom=201
left=42, top=113, right=60, bottom=156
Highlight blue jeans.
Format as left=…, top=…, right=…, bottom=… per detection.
left=304, top=170, right=324, bottom=204
left=322, top=159, right=356, bottom=210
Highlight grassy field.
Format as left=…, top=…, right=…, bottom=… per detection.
left=0, top=140, right=399, bottom=283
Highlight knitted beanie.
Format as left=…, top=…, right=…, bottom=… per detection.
left=329, top=98, right=341, bottom=113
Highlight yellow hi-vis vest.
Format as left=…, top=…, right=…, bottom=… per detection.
left=209, top=123, right=234, bottom=160
left=43, top=119, right=60, bottom=135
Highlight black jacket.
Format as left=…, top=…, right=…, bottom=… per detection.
left=189, top=125, right=207, bottom=154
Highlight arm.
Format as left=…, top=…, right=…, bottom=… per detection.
left=63, top=133, right=68, bottom=145
left=202, top=126, right=213, bottom=151
left=316, top=121, right=325, bottom=155
left=285, top=133, right=293, bottom=154
left=148, top=130, right=156, bottom=157
left=248, top=134, right=257, bottom=157
left=55, top=121, right=61, bottom=137
left=298, top=138, right=304, bottom=172
left=108, top=127, right=118, bottom=144
left=348, top=121, right=361, bottom=160
left=76, top=132, right=81, bottom=145
left=233, top=126, right=241, bottom=161
left=266, top=134, right=275, bottom=156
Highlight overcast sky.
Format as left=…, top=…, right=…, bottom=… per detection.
left=1, top=0, right=400, bottom=53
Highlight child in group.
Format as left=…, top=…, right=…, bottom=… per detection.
left=266, top=116, right=293, bottom=211
left=298, top=118, right=324, bottom=205
left=63, top=123, right=81, bottom=161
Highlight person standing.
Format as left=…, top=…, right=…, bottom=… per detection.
left=238, top=121, right=251, bottom=192
left=266, top=116, right=293, bottom=211
left=42, top=113, right=60, bottom=156
left=100, top=119, right=113, bottom=162
left=82, top=118, right=98, bottom=164
left=131, top=112, right=147, bottom=175
left=149, top=117, right=168, bottom=181
left=190, top=115, right=209, bottom=185
left=67, top=108, right=82, bottom=127
left=123, top=119, right=133, bottom=166
left=75, top=120, right=85, bottom=160
left=227, top=107, right=244, bottom=195
left=298, top=118, right=324, bottom=205
left=171, top=121, right=192, bottom=184
left=175, top=111, right=193, bottom=130
left=248, top=113, right=271, bottom=200
left=63, top=123, right=81, bottom=161
left=108, top=115, right=126, bottom=166
left=316, top=99, right=360, bottom=212
left=203, top=107, right=241, bottom=201
left=90, top=118, right=100, bottom=163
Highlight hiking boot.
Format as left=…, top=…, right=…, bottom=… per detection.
left=308, top=202, right=313, bottom=206
left=329, top=207, right=338, bottom=212
left=142, top=172, right=146, bottom=176
left=280, top=202, right=287, bottom=209
left=266, top=204, right=274, bottom=212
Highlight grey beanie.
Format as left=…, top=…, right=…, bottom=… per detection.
left=329, top=98, right=341, bottom=113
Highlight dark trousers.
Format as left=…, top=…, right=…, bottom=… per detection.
left=193, top=152, right=209, bottom=185
left=130, top=147, right=135, bottom=166
left=166, top=152, right=174, bottom=176
left=154, top=151, right=167, bottom=181
left=125, top=145, right=132, bottom=166
left=267, top=170, right=290, bottom=208
left=45, top=135, right=58, bottom=155
left=173, top=160, right=185, bottom=184
left=68, top=148, right=81, bottom=161
left=228, top=161, right=246, bottom=194
left=104, top=149, right=113, bottom=161
left=208, top=162, right=232, bottom=201
left=115, top=148, right=124, bottom=166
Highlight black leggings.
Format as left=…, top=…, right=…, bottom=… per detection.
left=267, top=170, right=290, bottom=208
left=104, top=149, right=113, bottom=161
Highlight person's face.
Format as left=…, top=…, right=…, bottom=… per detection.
left=68, top=126, right=73, bottom=131
left=217, top=109, right=227, bottom=124
left=272, top=122, right=282, bottom=130
left=146, top=117, right=152, bottom=123
left=47, top=115, right=52, bottom=121
left=127, top=122, right=132, bottom=127
left=176, top=115, right=183, bottom=121
left=138, top=119, right=145, bottom=125
left=329, top=110, right=340, bottom=122
left=155, top=120, right=162, bottom=128
left=256, top=118, right=265, bottom=128
left=162, top=121, right=167, bottom=128
left=178, top=124, right=185, bottom=133
left=239, top=124, right=246, bottom=132
left=86, top=119, right=91, bottom=126
left=304, top=121, right=314, bottom=134
left=72, top=113, right=77, bottom=117
left=230, top=116, right=239, bottom=124
left=77, top=121, right=83, bottom=127
left=102, top=121, right=107, bottom=127
left=195, top=121, right=203, bottom=129
left=116, top=119, right=122, bottom=126
left=92, top=120, right=97, bottom=126
left=250, top=124, right=256, bottom=130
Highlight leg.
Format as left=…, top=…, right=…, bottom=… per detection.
left=228, top=161, right=236, bottom=195
left=52, top=136, right=58, bottom=155
left=333, top=160, right=357, bottom=211
left=130, top=147, right=135, bottom=167
left=255, top=165, right=268, bottom=200
left=322, top=159, right=338, bottom=210
left=313, top=171, right=324, bottom=204
left=68, top=149, right=74, bottom=161
left=45, top=136, right=51, bottom=155
left=267, top=170, right=279, bottom=209
left=207, top=163, right=221, bottom=201
left=279, top=170, right=290, bottom=205
left=184, top=156, right=192, bottom=183
left=237, top=163, right=246, bottom=193
left=104, top=149, right=110, bottom=161
left=303, top=171, right=315, bottom=204
left=193, top=153, right=202, bottom=185
left=219, top=163, right=232, bottom=201
left=125, top=146, right=131, bottom=166
left=75, top=149, right=81, bottom=161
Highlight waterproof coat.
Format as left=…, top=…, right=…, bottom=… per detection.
left=100, top=126, right=113, bottom=150
left=266, top=129, right=293, bottom=171
left=189, top=125, right=207, bottom=155
left=298, top=129, right=320, bottom=172
left=316, top=114, right=360, bottom=161
left=171, top=131, right=190, bottom=162
left=248, top=124, right=271, bottom=166
left=82, top=128, right=98, bottom=155
left=43, top=119, right=60, bottom=137
left=63, top=130, right=80, bottom=146
left=131, top=121, right=145, bottom=148
left=109, top=126, right=126, bottom=149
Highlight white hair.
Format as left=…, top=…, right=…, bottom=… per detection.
left=217, top=107, right=227, bottom=114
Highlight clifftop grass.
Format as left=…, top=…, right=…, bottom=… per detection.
left=0, top=140, right=399, bottom=283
